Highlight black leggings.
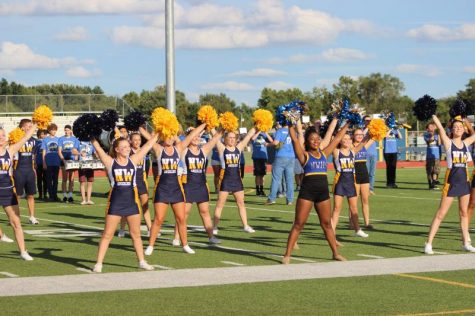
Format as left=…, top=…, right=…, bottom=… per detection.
left=36, top=165, right=47, bottom=197
left=384, top=153, right=398, bottom=185
left=45, top=166, right=59, bottom=199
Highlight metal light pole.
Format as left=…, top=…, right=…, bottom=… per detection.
left=165, top=0, right=176, bottom=113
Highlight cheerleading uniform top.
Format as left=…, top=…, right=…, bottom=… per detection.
left=0, top=150, right=18, bottom=207
left=297, top=150, right=330, bottom=203
left=132, top=148, right=148, bottom=195
left=106, top=158, right=140, bottom=216
left=219, top=147, right=244, bottom=193
left=183, top=148, right=209, bottom=203
left=333, top=149, right=357, bottom=197
left=443, top=141, right=471, bottom=197
left=153, top=146, right=185, bottom=204
left=14, top=137, right=36, bottom=170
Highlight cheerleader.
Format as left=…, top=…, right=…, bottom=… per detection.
left=331, top=133, right=370, bottom=238
left=282, top=120, right=349, bottom=264
left=425, top=115, right=475, bottom=254
left=351, top=128, right=375, bottom=229
left=0, top=124, right=37, bottom=260
left=172, top=127, right=223, bottom=245
left=143, top=124, right=208, bottom=256
left=213, top=127, right=257, bottom=234
left=90, top=134, right=158, bottom=273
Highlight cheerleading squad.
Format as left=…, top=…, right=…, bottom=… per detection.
left=1, top=102, right=474, bottom=272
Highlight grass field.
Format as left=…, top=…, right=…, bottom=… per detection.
left=1, top=165, right=475, bottom=315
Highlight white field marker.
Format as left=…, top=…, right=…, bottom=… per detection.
left=357, top=254, right=385, bottom=259
left=152, top=265, right=174, bottom=270
left=221, top=261, right=245, bottom=266
left=76, top=268, right=93, bottom=274
left=0, top=272, right=18, bottom=278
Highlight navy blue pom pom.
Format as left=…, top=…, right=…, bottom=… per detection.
left=73, top=114, right=103, bottom=141
left=99, top=109, right=119, bottom=131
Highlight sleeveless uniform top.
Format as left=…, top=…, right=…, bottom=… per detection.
left=355, top=146, right=367, bottom=162
left=182, top=148, right=209, bottom=203
left=132, top=148, right=148, bottom=195
left=303, top=151, right=327, bottom=176
left=0, top=151, right=14, bottom=189
left=154, top=146, right=184, bottom=203
left=444, top=141, right=471, bottom=197
left=333, top=150, right=357, bottom=197
left=298, top=150, right=330, bottom=203
left=354, top=145, right=370, bottom=184
left=219, top=147, right=244, bottom=192
left=106, top=158, right=140, bottom=216
left=14, top=138, right=35, bottom=170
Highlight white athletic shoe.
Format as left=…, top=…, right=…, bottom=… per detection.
left=355, top=229, right=368, bottom=238
left=144, top=245, right=154, bottom=256
left=212, top=227, right=219, bottom=235
left=139, top=260, right=155, bottom=271
left=87, top=200, right=95, bottom=205
left=462, top=243, right=475, bottom=252
left=172, top=239, right=181, bottom=247
left=117, top=229, right=126, bottom=238
left=0, top=233, right=14, bottom=243
left=209, top=236, right=221, bottom=244
left=146, top=230, right=151, bottom=238
left=92, top=263, right=103, bottom=273
left=183, top=245, right=195, bottom=254
left=20, top=251, right=33, bottom=261
left=80, top=200, right=87, bottom=205
left=243, top=225, right=255, bottom=233
left=424, top=243, right=434, bottom=255
left=28, top=217, right=39, bottom=225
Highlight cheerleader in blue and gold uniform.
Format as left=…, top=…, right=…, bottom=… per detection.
left=331, top=133, right=369, bottom=239
left=282, top=120, right=349, bottom=264
left=143, top=124, right=208, bottom=256
left=172, top=127, right=223, bottom=244
left=0, top=124, right=37, bottom=260
left=212, top=127, right=257, bottom=234
left=90, top=134, right=158, bottom=272
left=425, top=115, right=475, bottom=254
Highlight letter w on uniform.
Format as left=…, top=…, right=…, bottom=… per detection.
left=114, top=169, right=134, bottom=182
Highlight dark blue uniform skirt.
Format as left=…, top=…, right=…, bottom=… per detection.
left=184, top=182, right=210, bottom=203
left=0, top=187, right=18, bottom=207
left=136, top=178, right=148, bottom=196
left=153, top=179, right=185, bottom=204
left=219, top=169, right=244, bottom=193
left=333, top=172, right=357, bottom=198
left=107, top=187, right=140, bottom=217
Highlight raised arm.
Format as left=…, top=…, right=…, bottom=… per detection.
left=91, top=139, right=113, bottom=170
left=8, top=124, right=37, bottom=156
left=462, top=119, right=475, bottom=146
left=176, top=123, right=206, bottom=153
left=237, top=127, right=257, bottom=152
left=202, top=129, right=223, bottom=156
left=322, top=123, right=349, bottom=157
left=289, top=125, right=306, bottom=165
left=320, top=118, right=337, bottom=149
left=432, top=115, right=450, bottom=150
left=210, top=128, right=225, bottom=153
left=139, top=126, right=162, bottom=156
left=130, top=133, right=159, bottom=166
left=353, top=135, right=374, bottom=153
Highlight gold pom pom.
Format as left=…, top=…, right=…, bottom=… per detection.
left=368, top=118, right=388, bottom=142
left=219, top=111, right=239, bottom=132
left=151, top=107, right=180, bottom=140
left=252, top=109, right=273, bottom=132
left=9, top=127, right=25, bottom=144
left=197, top=105, right=219, bottom=131
left=32, top=104, right=53, bottom=130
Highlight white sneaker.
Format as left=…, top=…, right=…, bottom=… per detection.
left=462, top=243, right=475, bottom=252
left=355, top=229, right=368, bottom=238
left=92, top=263, right=102, bottom=273
left=212, top=227, right=219, bottom=235
left=0, top=233, right=14, bottom=243
left=28, top=217, right=39, bottom=225
left=117, top=229, right=125, bottom=238
left=183, top=244, right=195, bottom=254
left=146, top=230, right=151, bottom=238
left=243, top=225, right=255, bottom=233
left=144, top=245, right=154, bottom=256
left=80, top=200, right=87, bottom=205
left=20, top=251, right=33, bottom=261
left=424, top=243, right=434, bottom=255
left=172, top=239, right=181, bottom=246
left=87, top=200, right=95, bottom=205
left=209, top=236, right=221, bottom=244
left=139, top=260, right=155, bottom=271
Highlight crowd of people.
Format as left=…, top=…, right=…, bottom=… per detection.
left=0, top=111, right=475, bottom=272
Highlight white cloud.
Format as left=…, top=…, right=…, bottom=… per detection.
left=268, top=48, right=371, bottom=65
left=66, top=66, right=101, bottom=78
left=407, top=23, right=475, bottom=41
left=0, top=0, right=163, bottom=15
left=228, top=68, right=286, bottom=78
left=395, top=64, right=441, bottom=77
left=55, top=26, right=89, bottom=41
left=201, top=81, right=255, bottom=91
left=264, top=81, right=294, bottom=90
left=463, top=66, right=475, bottom=73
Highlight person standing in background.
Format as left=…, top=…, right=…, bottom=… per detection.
left=363, top=116, right=377, bottom=194
left=251, top=131, right=273, bottom=196
left=383, top=129, right=401, bottom=188
left=42, top=124, right=60, bottom=202
left=424, top=122, right=440, bottom=190
left=58, top=125, right=80, bottom=203
left=34, top=130, right=47, bottom=200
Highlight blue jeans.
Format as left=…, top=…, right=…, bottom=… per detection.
left=269, top=157, right=294, bottom=202
left=366, top=154, right=377, bottom=191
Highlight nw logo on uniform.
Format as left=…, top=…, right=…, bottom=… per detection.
left=114, top=169, right=134, bottom=182
left=162, top=158, right=178, bottom=170
left=225, top=154, right=239, bottom=165
left=452, top=151, right=468, bottom=164
left=0, top=158, right=11, bottom=171
left=340, top=157, right=354, bottom=170
left=19, top=141, right=34, bottom=153
left=188, top=157, right=205, bottom=170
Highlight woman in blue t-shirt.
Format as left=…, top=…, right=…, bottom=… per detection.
left=42, top=124, right=60, bottom=201
left=383, top=129, right=401, bottom=188
left=251, top=132, right=273, bottom=196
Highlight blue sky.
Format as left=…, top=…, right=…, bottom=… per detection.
left=0, top=0, right=474, bottom=107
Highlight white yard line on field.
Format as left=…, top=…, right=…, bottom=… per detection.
left=0, top=272, right=18, bottom=278
left=76, top=268, right=93, bottom=274
left=152, top=265, right=174, bottom=270
left=357, top=254, right=385, bottom=259
left=221, top=261, right=245, bottom=266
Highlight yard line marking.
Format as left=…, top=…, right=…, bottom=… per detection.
left=20, top=204, right=107, bottom=211
left=357, top=254, right=385, bottom=259
left=433, top=251, right=449, bottom=255
left=395, top=309, right=475, bottom=316
left=152, top=265, right=174, bottom=270
left=221, top=261, right=245, bottom=266
left=76, top=268, right=93, bottom=274
left=395, top=273, right=475, bottom=289
left=0, top=272, right=18, bottom=278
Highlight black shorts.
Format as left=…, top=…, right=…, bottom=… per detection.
left=13, top=169, right=36, bottom=196
left=298, top=175, right=330, bottom=203
left=253, top=159, right=267, bottom=176
left=0, top=187, right=19, bottom=207
left=78, top=169, right=94, bottom=182
left=354, top=162, right=369, bottom=184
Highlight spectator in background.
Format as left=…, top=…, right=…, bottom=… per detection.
left=266, top=123, right=295, bottom=205
left=383, top=129, right=402, bottom=188
left=251, top=131, right=273, bottom=196
left=210, top=145, right=221, bottom=193
left=363, top=116, right=377, bottom=194
left=424, top=122, right=440, bottom=190
left=34, top=130, right=47, bottom=200
left=42, top=124, right=60, bottom=202
left=78, top=141, right=96, bottom=205
left=58, top=125, right=80, bottom=203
